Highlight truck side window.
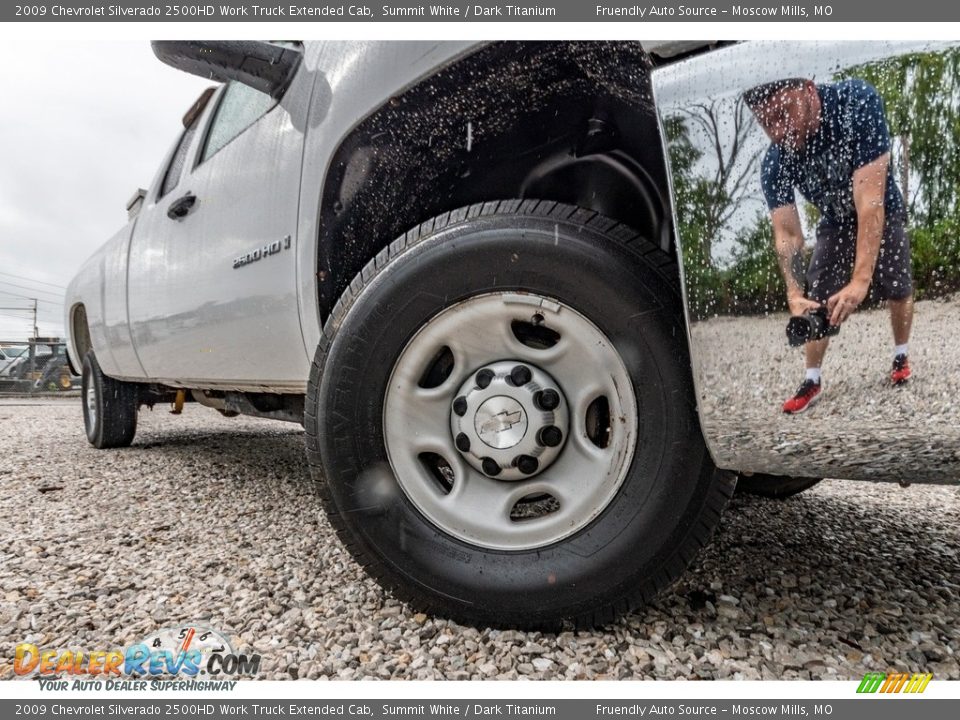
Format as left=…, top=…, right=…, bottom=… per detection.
left=200, top=82, right=275, bottom=163
left=159, top=118, right=200, bottom=198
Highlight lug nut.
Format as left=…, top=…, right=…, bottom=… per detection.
left=481, top=457, right=501, bottom=476
left=455, top=433, right=471, bottom=452
left=510, top=364, right=532, bottom=386
left=538, top=425, right=563, bottom=447
left=476, top=369, right=494, bottom=389
left=453, top=396, right=468, bottom=416
left=535, top=388, right=560, bottom=411
left=515, top=455, right=539, bottom=475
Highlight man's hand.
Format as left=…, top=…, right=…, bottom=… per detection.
left=787, top=293, right=822, bottom=317
left=826, top=280, right=870, bottom=325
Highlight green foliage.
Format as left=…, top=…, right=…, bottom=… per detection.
left=684, top=212, right=960, bottom=319
left=680, top=236, right=726, bottom=320
left=909, top=216, right=960, bottom=299
left=840, top=49, right=960, bottom=230
left=682, top=213, right=786, bottom=320
left=665, top=115, right=710, bottom=269
left=726, top=213, right=787, bottom=315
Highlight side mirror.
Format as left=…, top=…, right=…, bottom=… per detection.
left=151, top=41, right=303, bottom=99
left=126, top=188, right=147, bottom=220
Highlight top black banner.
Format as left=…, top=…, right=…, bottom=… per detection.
left=4, top=0, right=951, bottom=22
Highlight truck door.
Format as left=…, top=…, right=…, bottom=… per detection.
left=127, top=64, right=313, bottom=391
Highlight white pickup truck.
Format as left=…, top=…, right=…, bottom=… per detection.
left=66, top=40, right=958, bottom=628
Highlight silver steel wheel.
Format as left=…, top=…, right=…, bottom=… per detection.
left=383, top=292, right=638, bottom=551
left=84, top=369, right=97, bottom=428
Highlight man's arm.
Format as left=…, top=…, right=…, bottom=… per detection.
left=771, top=204, right=821, bottom=316
left=826, top=152, right=889, bottom=325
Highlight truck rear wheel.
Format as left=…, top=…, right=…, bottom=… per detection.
left=304, top=200, right=734, bottom=628
left=82, top=351, right=138, bottom=449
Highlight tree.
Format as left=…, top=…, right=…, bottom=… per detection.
left=675, top=97, right=763, bottom=263
left=841, top=49, right=960, bottom=229
left=665, top=99, right=767, bottom=318
left=664, top=114, right=724, bottom=318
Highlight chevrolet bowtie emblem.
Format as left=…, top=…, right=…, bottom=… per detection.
left=479, top=410, right=523, bottom=435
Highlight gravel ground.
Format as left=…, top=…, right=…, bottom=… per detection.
left=691, top=296, right=960, bottom=484
left=0, top=397, right=957, bottom=681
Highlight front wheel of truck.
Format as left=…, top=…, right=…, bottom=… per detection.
left=304, top=200, right=734, bottom=628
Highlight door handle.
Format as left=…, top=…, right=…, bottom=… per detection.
left=167, top=193, right=197, bottom=220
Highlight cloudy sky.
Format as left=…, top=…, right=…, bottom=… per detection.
left=0, top=40, right=211, bottom=340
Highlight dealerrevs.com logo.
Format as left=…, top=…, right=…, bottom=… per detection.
left=14, top=624, right=261, bottom=691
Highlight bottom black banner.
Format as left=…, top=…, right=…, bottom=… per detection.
left=4, top=699, right=958, bottom=720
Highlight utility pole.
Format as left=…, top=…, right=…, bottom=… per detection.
left=0, top=300, right=37, bottom=339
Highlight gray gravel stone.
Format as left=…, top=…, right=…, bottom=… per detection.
left=0, top=398, right=957, bottom=680
left=692, top=297, right=960, bottom=484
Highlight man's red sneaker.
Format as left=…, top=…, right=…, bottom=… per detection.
left=891, top=354, right=911, bottom=385
left=782, top=379, right=822, bottom=414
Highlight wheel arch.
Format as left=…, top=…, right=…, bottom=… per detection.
left=68, top=303, right=91, bottom=376
left=313, top=41, right=678, bottom=323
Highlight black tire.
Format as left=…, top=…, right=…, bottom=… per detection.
left=81, top=351, right=138, bottom=449
left=304, top=200, right=735, bottom=629
left=736, top=473, right=822, bottom=499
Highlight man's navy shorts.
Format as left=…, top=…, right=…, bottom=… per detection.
left=806, top=218, right=914, bottom=303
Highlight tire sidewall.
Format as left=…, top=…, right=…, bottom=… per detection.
left=312, top=215, right=711, bottom=621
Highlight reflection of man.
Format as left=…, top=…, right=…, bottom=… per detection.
left=744, top=78, right=914, bottom=414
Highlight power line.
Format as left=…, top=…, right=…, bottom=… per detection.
left=0, top=299, right=61, bottom=310
left=0, top=280, right=64, bottom=299
left=0, top=280, right=64, bottom=297
left=0, top=271, right=66, bottom=290
left=0, top=290, right=62, bottom=307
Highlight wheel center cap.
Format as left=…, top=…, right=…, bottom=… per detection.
left=449, top=360, right=569, bottom=481
left=475, top=396, right=528, bottom=449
